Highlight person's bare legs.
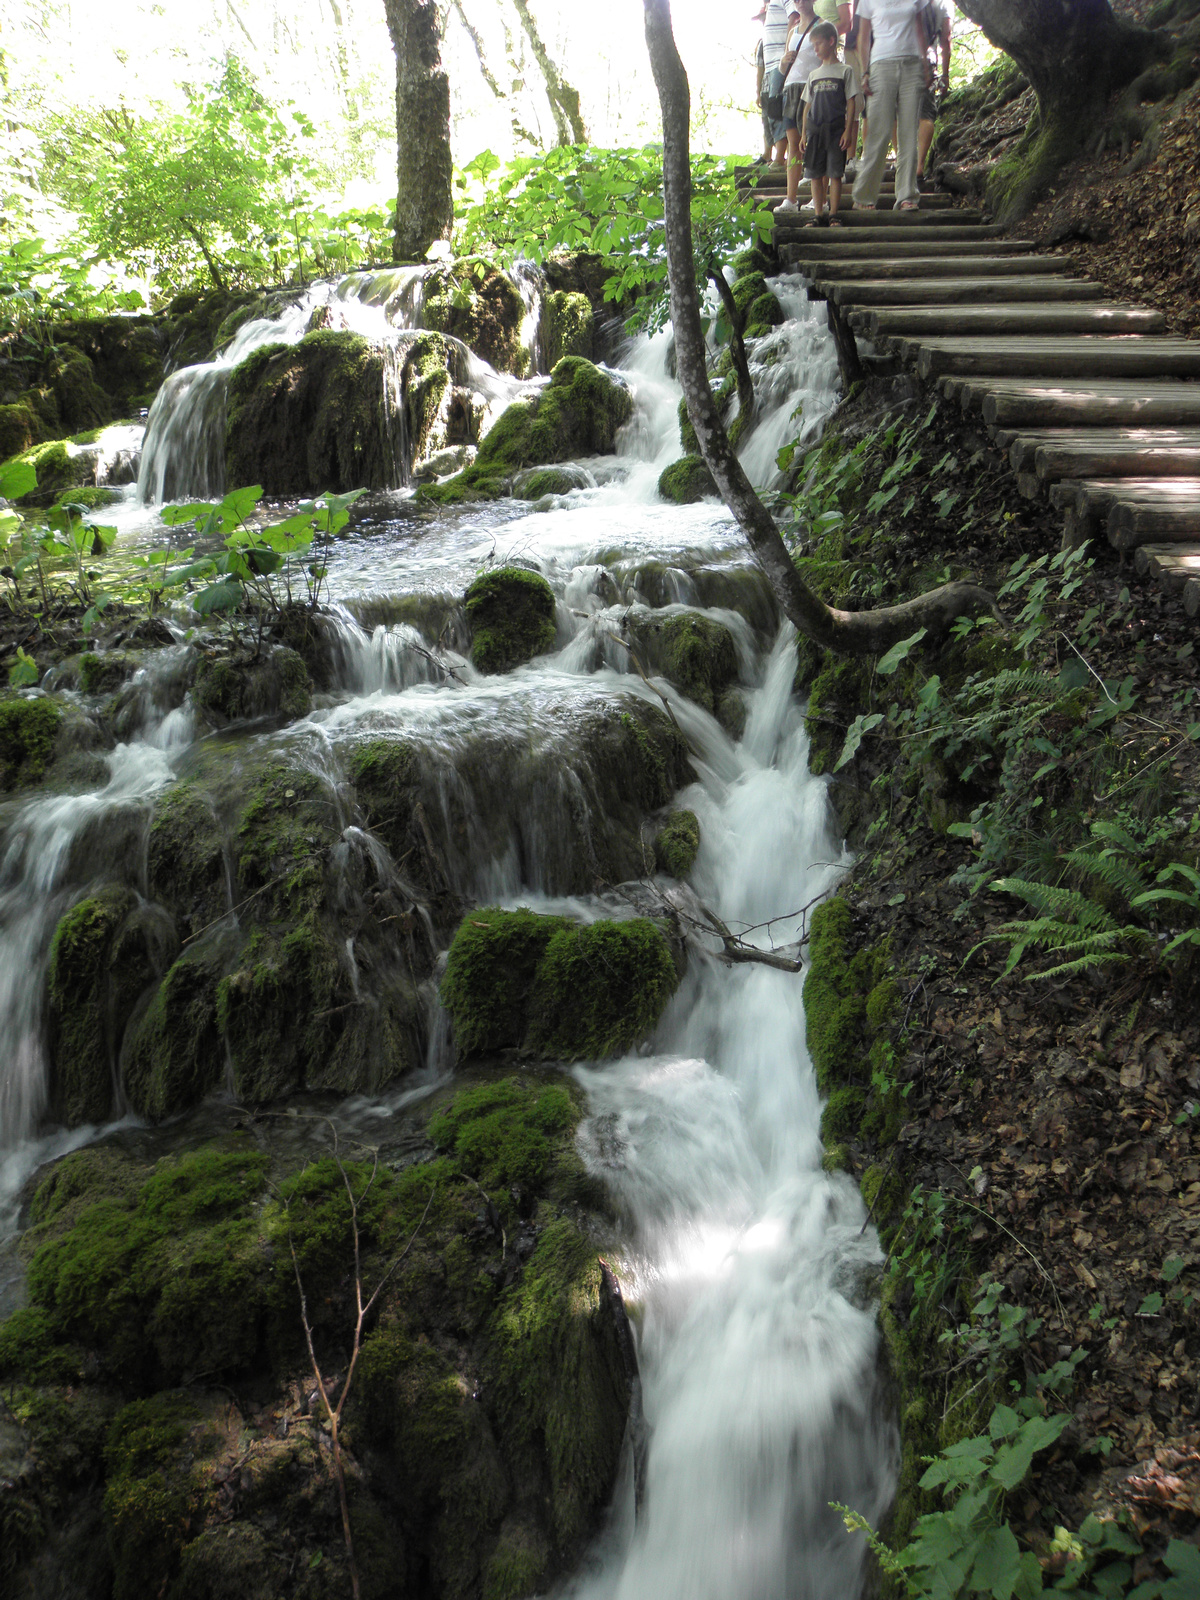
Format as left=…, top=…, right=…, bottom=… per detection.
left=828, top=175, right=842, bottom=217
left=787, top=127, right=803, bottom=202
left=811, top=174, right=827, bottom=217
left=917, top=115, right=935, bottom=178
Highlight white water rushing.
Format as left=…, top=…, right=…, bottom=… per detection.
left=0, top=275, right=895, bottom=1592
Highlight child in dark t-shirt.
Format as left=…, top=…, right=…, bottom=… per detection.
left=800, top=23, right=862, bottom=224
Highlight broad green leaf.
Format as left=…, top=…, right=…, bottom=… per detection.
left=834, top=711, right=884, bottom=773
left=876, top=627, right=927, bottom=676
left=970, top=1523, right=1022, bottom=1600
left=987, top=1405, right=1021, bottom=1441
left=8, top=647, right=38, bottom=687
left=193, top=579, right=243, bottom=615
left=988, top=1413, right=1069, bottom=1490
left=162, top=501, right=215, bottom=526
left=0, top=459, right=37, bottom=500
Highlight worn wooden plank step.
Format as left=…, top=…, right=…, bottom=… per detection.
left=778, top=237, right=1031, bottom=261
left=895, top=337, right=1200, bottom=381
left=821, top=277, right=1105, bottom=307
left=792, top=255, right=1064, bottom=281
left=946, top=380, right=1200, bottom=429
left=1133, top=543, right=1200, bottom=618
left=852, top=304, right=1164, bottom=338
left=1109, top=492, right=1200, bottom=550
left=775, top=222, right=1006, bottom=245
left=765, top=192, right=957, bottom=211
left=1049, top=477, right=1200, bottom=549
left=1006, top=429, right=1200, bottom=479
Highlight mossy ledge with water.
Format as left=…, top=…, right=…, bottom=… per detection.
left=0, top=1071, right=632, bottom=1599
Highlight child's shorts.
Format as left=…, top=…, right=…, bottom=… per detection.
left=804, top=123, right=847, bottom=179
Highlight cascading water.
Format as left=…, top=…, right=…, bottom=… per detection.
left=0, top=274, right=897, bottom=1594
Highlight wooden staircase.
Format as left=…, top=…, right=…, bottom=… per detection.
left=757, top=169, right=1200, bottom=617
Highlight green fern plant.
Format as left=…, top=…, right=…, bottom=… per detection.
left=970, top=878, right=1149, bottom=981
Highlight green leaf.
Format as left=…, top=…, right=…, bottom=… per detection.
left=1161, top=1257, right=1186, bottom=1284
left=1136, top=1291, right=1164, bottom=1316
left=161, top=501, right=215, bottom=527
left=1163, top=1538, right=1200, bottom=1598
left=8, top=647, right=38, bottom=687
left=988, top=1405, right=1021, bottom=1441
left=988, top=1413, right=1070, bottom=1490
left=970, top=1522, right=1023, bottom=1600
left=834, top=712, right=884, bottom=772
left=0, top=458, right=37, bottom=500
left=876, top=628, right=927, bottom=676
left=193, top=579, right=243, bottom=615
left=81, top=596, right=113, bottom=635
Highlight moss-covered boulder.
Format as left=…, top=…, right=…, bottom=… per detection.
left=79, top=650, right=140, bottom=697
left=145, top=784, right=228, bottom=942
left=465, top=567, right=558, bottom=674
left=0, top=696, right=62, bottom=787
left=678, top=396, right=700, bottom=455
left=514, top=465, right=587, bottom=500
left=418, top=357, right=633, bottom=505
left=658, top=454, right=717, bottom=504
left=0, top=435, right=97, bottom=507
left=48, top=346, right=112, bottom=434
left=402, top=331, right=454, bottom=467
left=51, top=315, right=167, bottom=414
left=654, top=809, right=700, bottom=878
left=542, top=290, right=594, bottom=368
left=441, top=909, right=679, bottom=1061
left=225, top=331, right=395, bottom=496
left=1, top=1083, right=632, bottom=1600
left=121, top=939, right=229, bottom=1121
left=0, top=399, right=47, bottom=458
left=47, top=888, right=172, bottom=1125
left=423, top=259, right=529, bottom=375
left=627, top=610, right=739, bottom=713
left=190, top=645, right=313, bottom=728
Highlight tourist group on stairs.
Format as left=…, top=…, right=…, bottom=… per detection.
left=756, top=0, right=951, bottom=222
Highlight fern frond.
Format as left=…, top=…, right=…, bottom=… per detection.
left=990, top=878, right=1118, bottom=932
left=1062, top=846, right=1149, bottom=906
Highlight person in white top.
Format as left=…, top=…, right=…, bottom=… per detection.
left=761, top=0, right=798, bottom=165
left=851, top=0, right=932, bottom=211
left=775, top=0, right=822, bottom=210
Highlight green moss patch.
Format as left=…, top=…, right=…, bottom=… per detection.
left=121, top=942, right=226, bottom=1120
left=528, top=918, right=678, bottom=1060
left=0, top=695, right=62, bottom=787
left=657, top=612, right=738, bottom=713
left=658, top=454, right=716, bottom=504
left=441, top=908, right=570, bottom=1056
left=655, top=808, right=700, bottom=878
left=542, top=290, right=594, bottom=368
left=465, top=566, right=557, bottom=674
left=191, top=645, right=312, bottom=726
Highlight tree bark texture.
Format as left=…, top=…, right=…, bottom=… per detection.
left=641, top=0, right=996, bottom=656
left=511, top=0, right=588, bottom=144
left=385, top=0, right=454, bottom=261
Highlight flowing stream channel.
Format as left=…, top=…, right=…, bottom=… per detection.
left=0, top=273, right=895, bottom=1596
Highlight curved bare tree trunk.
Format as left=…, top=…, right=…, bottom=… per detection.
left=385, top=0, right=454, bottom=260
left=641, top=0, right=996, bottom=656
left=955, top=0, right=1164, bottom=218
left=511, top=0, right=587, bottom=144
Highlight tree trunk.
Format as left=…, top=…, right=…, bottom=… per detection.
left=642, top=0, right=996, bottom=657
left=384, top=0, right=454, bottom=261
left=955, top=0, right=1164, bottom=219
left=510, top=0, right=587, bottom=144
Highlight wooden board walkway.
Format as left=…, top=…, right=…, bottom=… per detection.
left=770, top=185, right=1200, bottom=608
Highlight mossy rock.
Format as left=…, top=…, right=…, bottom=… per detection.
left=658, top=454, right=716, bottom=505
left=49, top=347, right=112, bottom=434
left=820, top=1084, right=867, bottom=1145
left=79, top=651, right=140, bottom=696
left=655, top=809, right=700, bottom=878
left=225, top=331, right=395, bottom=496
left=52, top=484, right=121, bottom=511
left=441, top=908, right=571, bottom=1057
left=403, top=331, right=453, bottom=466
left=230, top=759, right=340, bottom=920
left=731, top=246, right=776, bottom=277
left=191, top=645, right=313, bottom=727
left=0, top=400, right=47, bottom=459
left=0, top=436, right=96, bottom=507
left=630, top=610, right=738, bottom=713
left=514, top=466, right=582, bottom=499
left=745, top=291, right=784, bottom=332
left=0, top=695, right=62, bottom=787
left=428, top=1077, right=581, bottom=1199
left=716, top=686, right=747, bottom=740
left=121, top=940, right=228, bottom=1120
left=803, top=896, right=892, bottom=1092
left=145, top=783, right=228, bottom=942
left=542, top=290, right=594, bottom=368
left=527, top=918, right=679, bottom=1060
left=423, top=259, right=529, bottom=375
left=465, top=566, right=557, bottom=674
left=420, top=357, right=632, bottom=504
left=805, top=653, right=873, bottom=775
left=47, top=888, right=171, bottom=1125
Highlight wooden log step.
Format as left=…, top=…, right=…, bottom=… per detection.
left=821, top=277, right=1105, bottom=307
left=774, top=206, right=983, bottom=226
left=1050, top=478, right=1200, bottom=549
left=775, top=223, right=1006, bottom=245
left=852, top=304, right=1164, bottom=338
left=1109, top=489, right=1200, bottom=550
left=791, top=255, right=1065, bottom=281
left=1133, top=543, right=1200, bottom=616
left=959, top=381, right=1200, bottom=429
left=896, top=337, right=1200, bottom=381
left=1007, top=429, right=1200, bottom=479
left=778, top=237, right=1034, bottom=260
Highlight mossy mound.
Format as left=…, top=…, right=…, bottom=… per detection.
left=0, top=696, right=62, bottom=787
left=419, top=357, right=632, bottom=505
left=190, top=645, right=313, bottom=727
left=402, top=331, right=454, bottom=467
left=655, top=809, right=701, bottom=879
left=121, top=939, right=229, bottom=1121
left=677, top=397, right=700, bottom=455
left=52, top=484, right=121, bottom=511
left=0, top=399, right=46, bottom=458
left=47, top=887, right=170, bottom=1125
left=1, top=1082, right=630, bottom=1600
left=804, top=896, right=894, bottom=1092
left=465, top=567, right=558, bottom=673
left=423, top=259, right=529, bottom=375
left=78, top=651, right=140, bottom=696
left=144, top=784, right=228, bottom=942
left=442, top=908, right=679, bottom=1062
left=0, top=435, right=97, bottom=506
left=628, top=610, right=739, bottom=713
left=658, top=453, right=717, bottom=504
left=514, top=466, right=584, bottom=499
left=542, top=290, right=594, bottom=368
left=225, top=331, right=395, bottom=496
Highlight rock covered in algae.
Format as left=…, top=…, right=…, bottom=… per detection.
left=657, top=453, right=716, bottom=505
left=464, top=566, right=557, bottom=674
left=441, top=907, right=680, bottom=1060
left=654, top=808, right=701, bottom=879
left=423, top=258, right=529, bottom=375
left=0, top=1075, right=631, bottom=1599
left=225, top=330, right=395, bottom=496
left=417, top=356, right=633, bottom=505
left=624, top=608, right=739, bottom=714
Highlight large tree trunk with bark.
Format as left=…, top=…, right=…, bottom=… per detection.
left=955, top=0, right=1165, bottom=219
left=641, top=0, right=996, bottom=656
left=385, top=0, right=454, bottom=261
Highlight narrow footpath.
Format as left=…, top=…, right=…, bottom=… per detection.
left=742, top=163, right=1200, bottom=612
